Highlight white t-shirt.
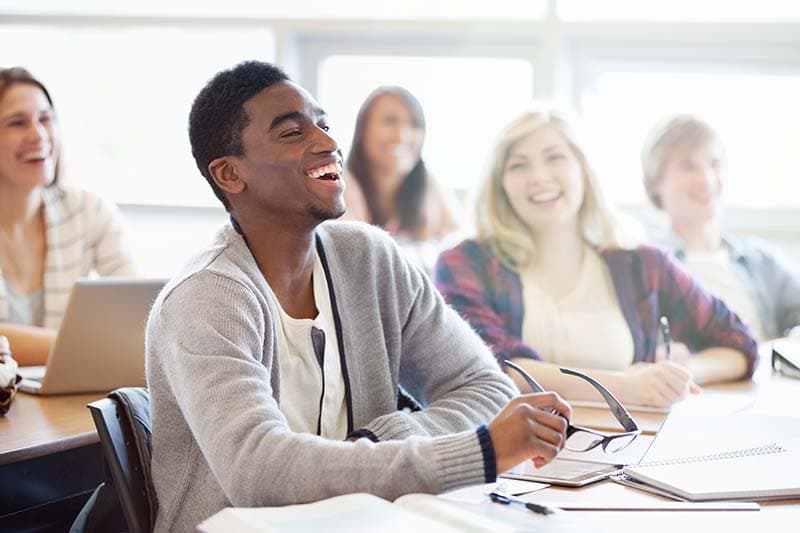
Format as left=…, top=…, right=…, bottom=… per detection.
left=5, top=288, right=44, bottom=327
left=521, top=248, right=634, bottom=370
left=684, top=248, right=766, bottom=341
left=267, top=250, right=348, bottom=439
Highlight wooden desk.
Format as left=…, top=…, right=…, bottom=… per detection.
left=519, top=347, right=800, bottom=529
left=573, top=404, right=666, bottom=435
left=0, top=392, right=105, bottom=532
left=0, top=392, right=102, bottom=465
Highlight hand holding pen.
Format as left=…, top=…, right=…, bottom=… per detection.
left=656, top=316, right=691, bottom=365
left=660, top=316, right=672, bottom=360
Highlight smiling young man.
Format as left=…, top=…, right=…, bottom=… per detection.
left=642, top=115, right=800, bottom=341
left=145, top=61, right=571, bottom=532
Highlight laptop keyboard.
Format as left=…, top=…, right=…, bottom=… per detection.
left=19, top=366, right=46, bottom=382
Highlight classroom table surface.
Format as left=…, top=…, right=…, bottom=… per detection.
left=0, top=391, right=103, bottom=465
left=456, top=477, right=800, bottom=532
left=495, top=341, right=800, bottom=530
left=3, top=340, right=799, bottom=532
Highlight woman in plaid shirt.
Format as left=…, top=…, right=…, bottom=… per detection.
left=434, top=107, right=757, bottom=408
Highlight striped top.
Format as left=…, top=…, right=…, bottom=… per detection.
left=0, top=185, right=136, bottom=329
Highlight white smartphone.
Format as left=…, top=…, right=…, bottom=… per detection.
left=501, top=458, right=620, bottom=487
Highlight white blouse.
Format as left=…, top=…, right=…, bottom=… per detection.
left=520, top=247, right=634, bottom=371
left=0, top=185, right=136, bottom=329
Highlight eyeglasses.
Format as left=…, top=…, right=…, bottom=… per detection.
left=503, top=360, right=641, bottom=453
left=772, top=348, right=800, bottom=380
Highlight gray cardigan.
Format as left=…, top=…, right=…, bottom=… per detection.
left=145, top=221, right=516, bottom=532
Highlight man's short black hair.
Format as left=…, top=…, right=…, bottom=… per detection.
left=189, top=61, right=290, bottom=211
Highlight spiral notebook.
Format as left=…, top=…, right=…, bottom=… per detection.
left=621, top=412, right=800, bottom=502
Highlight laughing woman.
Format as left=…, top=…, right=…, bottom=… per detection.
left=434, top=107, right=757, bottom=408
left=340, top=86, right=462, bottom=273
left=0, top=67, right=135, bottom=365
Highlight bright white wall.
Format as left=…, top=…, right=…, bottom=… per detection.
left=119, top=202, right=800, bottom=280
left=3, top=2, right=799, bottom=274
left=120, top=205, right=226, bottom=278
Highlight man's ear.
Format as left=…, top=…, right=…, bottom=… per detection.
left=209, top=157, right=246, bottom=196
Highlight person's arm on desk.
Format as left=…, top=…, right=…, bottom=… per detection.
left=682, top=347, right=749, bottom=385
left=655, top=342, right=748, bottom=386
left=505, top=347, right=745, bottom=409
left=652, top=248, right=758, bottom=383
left=508, top=357, right=699, bottom=409
left=0, top=323, right=55, bottom=366
left=434, top=242, right=699, bottom=409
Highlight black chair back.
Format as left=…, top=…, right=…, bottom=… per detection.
left=88, top=387, right=157, bottom=533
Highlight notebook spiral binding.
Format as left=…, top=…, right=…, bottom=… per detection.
left=634, top=443, right=787, bottom=468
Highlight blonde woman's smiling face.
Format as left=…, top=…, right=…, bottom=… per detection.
left=501, top=124, right=585, bottom=234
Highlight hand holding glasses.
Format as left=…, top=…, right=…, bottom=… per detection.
left=503, top=360, right=641, bottom=454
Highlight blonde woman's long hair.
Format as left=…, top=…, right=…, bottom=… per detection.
left=476, top=107, right=632, bottom=271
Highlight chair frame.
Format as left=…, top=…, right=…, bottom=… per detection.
left=88, top=397, right=151, bottom=533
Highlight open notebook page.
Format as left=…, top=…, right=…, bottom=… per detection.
left=622, top=412, right=800, bottom=501
left=198, top=491, right=593, bottom=533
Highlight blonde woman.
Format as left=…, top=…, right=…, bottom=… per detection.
left=642, top=115, right=800, bottom=341
left=434, top=108, right=757, bottom=408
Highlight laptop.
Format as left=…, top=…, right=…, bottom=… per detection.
left=18, top=278, right=165, bottom=395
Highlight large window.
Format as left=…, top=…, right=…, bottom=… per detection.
left=1, top=24, right=274, bottom=206
left=580, top=64, right=800, bottom=208
left=318, top=55, right=534, bottom=200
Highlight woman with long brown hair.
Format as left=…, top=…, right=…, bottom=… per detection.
left=341, top=86, right=461, bottom=271
left=0, top=67, right=135, bottom=365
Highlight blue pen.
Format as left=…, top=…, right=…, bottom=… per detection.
left=488, top=491, right=558, bottom=515
left=659, top=316, right=672, bottom=361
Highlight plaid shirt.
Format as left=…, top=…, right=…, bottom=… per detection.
left=434, top=239, right=758, bottom=378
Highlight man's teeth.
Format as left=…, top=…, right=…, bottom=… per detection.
left=531, top=191, right=560, bottom=202
left=307, top=162, right=342, bottom=179
left=22, top=154, right=48, bottom=162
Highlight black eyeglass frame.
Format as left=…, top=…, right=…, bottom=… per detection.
left=503, top=360, right=641, bottom=453
left=772, top=348, right=800, bottom=380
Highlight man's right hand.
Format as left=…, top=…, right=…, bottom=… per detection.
left=487, top=392, right=571, bottom=474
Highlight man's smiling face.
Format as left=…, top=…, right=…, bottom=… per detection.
left=232, top=80, right=345, bottom=226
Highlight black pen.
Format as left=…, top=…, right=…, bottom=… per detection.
left=659, top=316, right=672, bottom=361
left=488, top=491, right=558, bottom=515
